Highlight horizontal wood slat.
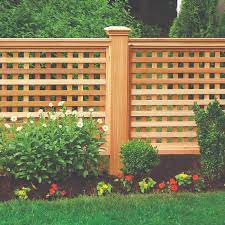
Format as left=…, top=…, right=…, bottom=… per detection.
left=0, top=58, right=106, bottom=63
left=0, top=79, right=106, bottom=85
left=0, top=111, right=106, bottom=118
left=131, top=132, right=197, bottom=138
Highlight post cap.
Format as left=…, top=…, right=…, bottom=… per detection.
left=104, top=26, right=131, bottom=36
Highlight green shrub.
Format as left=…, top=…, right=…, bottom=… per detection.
left=0, top=103, right=107, bottom=183
left=0, top=0, right=146, bottom=38
left=170, top=0, right=225, bottom=37
left=193, top=100, right=225, bottom=182
left=120, top=139, right=159, bottom=175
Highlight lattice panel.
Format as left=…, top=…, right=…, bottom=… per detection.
left=0, top=48, right=106, bottom=121
left=130, top=48, right=225, bottom=153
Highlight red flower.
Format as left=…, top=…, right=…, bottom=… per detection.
left=61, top=191, right=66, bottom=196
left=49, top=188, right=56, bottom=195
left=125, top=175, right=134, bottom=182
left=159, top=183, right=165, bottom=189
left=192, top=175, right=199, bottom=181
left=169, top=178, right=177, bottom=185
left=117, top=173, right=124, bottom=180
left=51, top=183, right=58, bottom=190
left=171, top=185, right=178, bottom=192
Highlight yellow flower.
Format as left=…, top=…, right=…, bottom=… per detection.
left=180, top=173, right=189, bottom=179
left=103, top=184, right=108, bottom=189
left=99, top=188, right=104, bottom=194
left=143, top=183, right=148, bottom=189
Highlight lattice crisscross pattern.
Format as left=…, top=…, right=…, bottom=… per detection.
left=0, top=46, right=106, bottom=122
left=130, top=47, right=225, bottom=153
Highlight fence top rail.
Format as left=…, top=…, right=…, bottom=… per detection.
left=129, top=38, right=225, bottom=49
left=0, top=38, right=110, bottom=48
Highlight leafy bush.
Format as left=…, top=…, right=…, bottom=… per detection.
left=175, top=173, right=192, bottom=186
left=170, top=0, right=225, bottom=37
left=96, top=181, right=112, bottom=196
left=193, top=100, right=225, bottom=182
left=0, top=103, right=107, bottom=183
left=138, top=178, right=156, bottom=193
left=120, top=139, right=159, bottom=175
left=114, top=174, right=134, bottom=193
left=0, top=0, right=151, bottom=38
left=14, top=186, right=31, bottom=200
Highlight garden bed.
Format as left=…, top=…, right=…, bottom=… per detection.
left=1, top=173, right=224, bottom=202
left=0, top=192, right=225, bottom=225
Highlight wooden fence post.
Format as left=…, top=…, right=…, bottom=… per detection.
left=104, top=26, right=131, bottom=175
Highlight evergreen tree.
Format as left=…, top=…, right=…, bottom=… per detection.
left=170, top=0, right=225, bottom=37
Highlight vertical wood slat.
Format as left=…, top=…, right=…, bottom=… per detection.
left=105, top=27, right=131, bottom=175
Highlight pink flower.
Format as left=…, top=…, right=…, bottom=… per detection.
left=125, top=175, right=134, bottom=182
left=50, top=183, right=58, bottom=190
left=61, top=191, right=66, bottom=196
left=192, top=175, right=199, bottom=181
left=159, top=183, right=165, bottom=189
left=171, top=185, right=178, bottom=192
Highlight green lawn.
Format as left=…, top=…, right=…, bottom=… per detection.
left=0, top=192, right=225, bottom=225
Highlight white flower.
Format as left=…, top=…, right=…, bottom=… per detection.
left=38, top=109, right=44, bottom=114
left=89, top=108, right=94, bottom=112
left=97, top=119, right=103, bottom=124
left=49, top=103, right=53, bottom=107
left=59, top=125, right=62, bottom=128
left=10, top=116, right=17, bottom=122
left=16, top=126, right=23, bottom=131
left=65, top=110, right=72, bottom=116
left=58, top=101, right=65, bottom=107
left=78, top=112, right=84, bottom=117
left=77, top=121, right=83, bottom=128
left=4, top=123, right=10, bottom=129
left=102, top=125, right=109, bottom=132
left=60, top=112, right=65, bottom=118
left=55, top=112, right=61, bottom=118
left=50, top=114, right=57, bottom=120
left=26, top=113, right=32, bottom=118
left=72, top=110, right=77, bottom=115
left=30, top=120, right=34, bottom=124
left=42, top=123, right=47, bottom=128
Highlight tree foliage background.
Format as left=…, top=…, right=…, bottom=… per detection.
left=0, top=0, right=161, bottom=38
left=170, top=0, right=225, bottom=37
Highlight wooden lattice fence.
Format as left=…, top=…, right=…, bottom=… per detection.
left=1, top=28, right=225, bottom=174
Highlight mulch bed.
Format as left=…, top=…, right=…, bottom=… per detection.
left=0, top=173, right=224, bottom=202
left=0, top=156, right=224, bottom=201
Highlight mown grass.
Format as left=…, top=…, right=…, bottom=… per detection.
left=0, top=192, right=225, bottom=225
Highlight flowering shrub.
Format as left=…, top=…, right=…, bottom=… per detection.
left=191, top=174, right=206, bottom=192
left=14, top=186, right=31, bottom=200
left=121, top=139, right=159, bottom=176
left=138, top=178, right=156, bottom=193
left=167, top=178, right=178, bottom=193
left=114, top=174, right=134, bottom=193
left=0, top=103, right=108, bottom=183
left=96, top=181, right=112, bottom=196
left=46, top=183, right=66, bottom=200
left=175, top=173, right=192, bottom=187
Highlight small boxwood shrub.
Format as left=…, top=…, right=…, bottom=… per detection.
left=0, top=103, right=107, bottom=183
left=120, top=139, right=159, bottom=175
left=194, top=100, right=225, bottom=182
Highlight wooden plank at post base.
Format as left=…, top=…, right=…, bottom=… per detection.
left=152, top=143, right=200, bottom=155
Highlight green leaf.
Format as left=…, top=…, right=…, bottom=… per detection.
left=83, top=170, right=89, bottom=178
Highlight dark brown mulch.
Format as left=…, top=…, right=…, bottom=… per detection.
left=0, top=174, right=113, bottom=201
left=0, top=155, right=224, bottom=202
